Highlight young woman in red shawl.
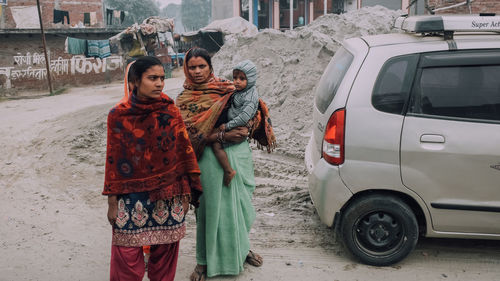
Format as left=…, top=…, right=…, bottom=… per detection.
left=176, top=48, right=272, bottom=281
left=103, top=56, right=202, bottom=281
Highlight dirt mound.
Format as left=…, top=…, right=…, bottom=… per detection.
left=69, top=115, right=107, bottom=166
left=213, top=6, right=402, bottom=158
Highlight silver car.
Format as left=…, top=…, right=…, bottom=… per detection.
left=305, top=14, right=500, bottom=266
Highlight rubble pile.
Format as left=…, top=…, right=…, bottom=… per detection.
left=213, top=6, right=402, bottom=158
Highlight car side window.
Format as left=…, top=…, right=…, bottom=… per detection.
left=411, top=65, right=500, bottom=121
left=372, top=55, right=418, bottom=115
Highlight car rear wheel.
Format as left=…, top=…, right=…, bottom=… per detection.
left=340, top=194, right=418, bottom=266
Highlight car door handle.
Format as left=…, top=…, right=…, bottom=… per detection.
left=420, top=134, right=445, bottom=143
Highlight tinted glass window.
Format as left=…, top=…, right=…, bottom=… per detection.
left=411, top=65, right=500, bottom=121
left=280, top=0, right=298, bottom=9
left=315, top=47, right=354, bottom=113
left=372, top=55, right=418, bottom=115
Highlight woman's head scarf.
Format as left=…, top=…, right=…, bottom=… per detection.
left=103, top=60, right=202, bottom=204
left=117, top=61, right=135, bottom=106
left=176, top=49, right=235, bottom=159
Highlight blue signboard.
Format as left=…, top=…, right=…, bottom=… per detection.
left=169, top=53, right=185, bottom=61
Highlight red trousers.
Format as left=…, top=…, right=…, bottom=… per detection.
left=110, top=242, right=179, bottom=281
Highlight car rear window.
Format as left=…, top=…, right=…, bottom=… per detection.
left=410, top=65, right=500, bottom=121
left=315, top=47, right=354, bottom=113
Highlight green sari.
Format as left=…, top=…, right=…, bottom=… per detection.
left=195, top=141, right=256, bottom=277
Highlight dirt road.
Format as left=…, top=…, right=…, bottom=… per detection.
left=1, top=81, right=500, bottom=281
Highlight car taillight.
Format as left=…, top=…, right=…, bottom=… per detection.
left=322, top=109, right=345, bottom=165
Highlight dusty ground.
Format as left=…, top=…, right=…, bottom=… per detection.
left=1, top=77, right=500, bottom=281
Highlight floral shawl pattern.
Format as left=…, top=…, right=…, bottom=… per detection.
left=176, top=54, right=235, bottom=159
left=177, top=50, right=276, bottom=157
left=248, top=99, right=277, bottom=153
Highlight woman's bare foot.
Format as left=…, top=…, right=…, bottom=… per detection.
left=223, top=169, right=236, bottom=186
left=246, top=250, right=263, bottom=267
left=190, top=264, right=206, bottom=281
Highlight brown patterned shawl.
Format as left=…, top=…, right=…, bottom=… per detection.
left=247, top=99, right=277, bottom=153
left=176, top=59, right=235, bottom=159
left=176, top=53, right=276, bottom=158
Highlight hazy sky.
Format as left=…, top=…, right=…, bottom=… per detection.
left=157, top=0, right=182, bottom=8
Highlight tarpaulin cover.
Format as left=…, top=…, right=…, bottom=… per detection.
left=201, top=17, right=258, bottom=36
left=10, top=6, right=40, bottom=29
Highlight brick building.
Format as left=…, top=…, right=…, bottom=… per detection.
left=428, top=0, right=500, bottom=14
left=1, top=0, right=105, bottom=29
left=0, top=1, right=125, bottom=95
left=0, top=29, right=124, bottom=94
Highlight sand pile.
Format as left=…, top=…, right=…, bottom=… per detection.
left=213, top=6, right=402, bottom=158
left=69, top=6, right=402, bottom=163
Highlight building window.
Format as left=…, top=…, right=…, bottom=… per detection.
left=280, top=0, right=298, bottom=10
left=241, top=0, right=250, bottom=21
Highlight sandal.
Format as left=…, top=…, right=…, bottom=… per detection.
left=190, top=265, right=206, bottom=281
left=246, top=250, right=263, bottom=267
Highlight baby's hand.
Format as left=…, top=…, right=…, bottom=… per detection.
left=218, top=124, right=226, bottom=132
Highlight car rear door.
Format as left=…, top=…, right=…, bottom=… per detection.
left=401, top=50, right=500, bottom=234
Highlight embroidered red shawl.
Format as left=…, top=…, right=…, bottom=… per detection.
left=103, top=63, right=202, bottom=203
left=176, top=55, right=235, bottom=159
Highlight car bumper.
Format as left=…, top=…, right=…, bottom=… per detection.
left=305, top=137, right=353, bottom=227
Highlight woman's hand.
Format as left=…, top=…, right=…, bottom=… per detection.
left=224, top=126, right=249, bottom=143
left=206, top=126, right=249, bottom=144
left=182, top=196, right=190, bottom=216
left=107, top=195, right=118, bottom=226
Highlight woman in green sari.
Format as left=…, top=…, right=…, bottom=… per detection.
left=176, top=48, right=265, bottom=281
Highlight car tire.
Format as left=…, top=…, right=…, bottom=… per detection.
left=340, top=194, right=418, bottom=266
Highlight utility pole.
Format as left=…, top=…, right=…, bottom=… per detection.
left=249, top=0, right=254, bottom=27
left=36, top=0, right=54, bottom=95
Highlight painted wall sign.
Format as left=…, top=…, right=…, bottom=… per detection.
left=0, top=52, right=124, bottom=89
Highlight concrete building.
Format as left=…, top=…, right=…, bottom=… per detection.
left=216, top=0, right=500, bottom=30
left=213, top=0, right=410, bottom=30
left=427, top=0, right=500, bottom=14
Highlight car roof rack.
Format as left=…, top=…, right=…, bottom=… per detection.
left=394, top=14, right=500, bottom=40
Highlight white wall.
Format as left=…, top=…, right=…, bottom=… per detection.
left=344, top=0, right=357, bottom=11
left=212, top=0, right=237, bottom=20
